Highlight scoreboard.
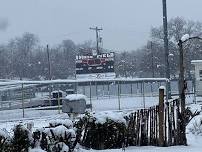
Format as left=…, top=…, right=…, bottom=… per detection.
left=76, top=52, right=115, bottom=78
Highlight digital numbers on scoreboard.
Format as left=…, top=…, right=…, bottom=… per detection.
left=76, top=52, right=115, bottom=77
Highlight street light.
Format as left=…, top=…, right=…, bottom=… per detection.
left=178, top=35, right=202, bottom=145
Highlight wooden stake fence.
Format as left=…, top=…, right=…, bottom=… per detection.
left=127, top=89, right=183, bottom=147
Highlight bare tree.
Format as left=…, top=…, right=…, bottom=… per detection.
left=11, top=32, right=39, bottom=79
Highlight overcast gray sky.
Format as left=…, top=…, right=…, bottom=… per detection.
left=0, top=0, right=202, bottom=52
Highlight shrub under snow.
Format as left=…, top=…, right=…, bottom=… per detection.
left=32, top=119, right=76, bottom=152
left=0, top=129, right=10, bottom=152
left=75, top=111, right=127, bottom=150
left=49, top=119, right=73, bottom=129
left=0, top=118, right=76, bottom=152
left=188, top=114, right=202, bottom=136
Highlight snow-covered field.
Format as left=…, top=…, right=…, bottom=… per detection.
left=0, top=95, right=201, bottom=152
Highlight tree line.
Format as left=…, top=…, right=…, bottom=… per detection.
left=0, top=17, right=202, bottom=80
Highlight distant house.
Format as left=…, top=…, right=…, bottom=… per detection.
left=191, top=60, right=202, bottom=96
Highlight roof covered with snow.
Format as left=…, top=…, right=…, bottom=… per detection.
left=65, top=94, right=87, bottom=101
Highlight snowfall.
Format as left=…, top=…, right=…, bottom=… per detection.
left=0, top=94, right=202, bottom=152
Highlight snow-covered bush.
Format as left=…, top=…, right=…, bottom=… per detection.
left=0, top=129, right=11, bottom=152
left=11, top=124, right=31, bottom=152
left=75, top=111, right=127, bottom=150
left=29, top=148, right=47, bottom=152
left=185, top=104, right=201, bottom=125
left=188, top=115, right=202, bottom=136
left=49, top=119, right=73, bottom=129
left=0, top=118, right=76, bottom=152
left=32, top=119, right=76, bottom=152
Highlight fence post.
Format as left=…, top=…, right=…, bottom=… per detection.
left=48, top=84, right=52, bottom=106
left=108, top=82, right=110, bottom=99
left=57, top=90, right=61, bottom=114
left=142, top=81, right=145, bottom=108
left=130, top=83, right=133, bottom=97
left=118, top=81, right=121, bottom=110
left=159, top=87, right=164, bottom=146
left=96, top=82, right=98, bottom=99
left=21, top=83, right=25, bottom=118
left=89, top=81, right=92, bottom=111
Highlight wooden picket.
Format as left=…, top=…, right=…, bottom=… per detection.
left=127, top=98, right=183, bottom=147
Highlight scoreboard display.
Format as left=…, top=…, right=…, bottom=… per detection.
left=76, top=52, right=115, bottom=78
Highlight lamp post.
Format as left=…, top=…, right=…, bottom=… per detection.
left=178, top=36, right=202, bottom=145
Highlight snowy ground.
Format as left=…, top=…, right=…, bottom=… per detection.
left=0, top=95, right=198, bottom=130
left=0, top=95, right=202, bottom=152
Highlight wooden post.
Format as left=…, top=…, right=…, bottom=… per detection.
left=159, top=87, right=164, bottom=146
left=167, top=102, right=172, bottom=146
left=83, top=85, right=85, bottom=95
left=76, top=82, right=78, bottom=94
left=172, top=101, right=176, bottom=145
left=130, top=83, right=133, bottom=97
left=151, top=108, right=154, bottom=145
left=136, top=110, right=140, bottom=146
left=133, top=112, right=137, bottom=145
left=108, top=82, right=110, bottom=99
left=155, top=106, right=158, bottom=145
left=22, top=83, right=25, bottom=118
left=149, top=107, right=152, bottom=145
left=96, top=82, right=98, bottom=99
left=178, top=39, right=187, bottom=145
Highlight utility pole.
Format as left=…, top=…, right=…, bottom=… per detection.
left=162, top=0, right=171, bottom=99
left=47, top=44, right=52, bottom=106
left=90, top=26, right=103, bottom=54
left=47, top=44, right=51, bottom=80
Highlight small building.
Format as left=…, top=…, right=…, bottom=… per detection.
left=62, top=94, right=87, bottom=114
left=191, top=60, right=202, bottom=96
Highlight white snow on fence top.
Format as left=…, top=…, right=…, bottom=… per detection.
left=0, top=77, right=169, bottom=86
left=169, top=53, right=174, bottom=57
left=181, top=34, right=190, bottom=42
left=94, top=111, right=126, bottom=124
left=191, top=60, right=202, bottom=64
left=159, top=86, right=166, bottom=90
left=65, top=94, right=87, bottom=101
